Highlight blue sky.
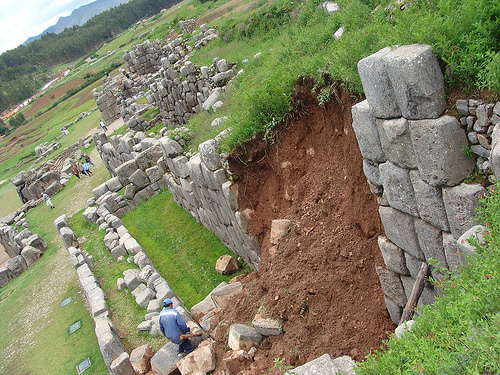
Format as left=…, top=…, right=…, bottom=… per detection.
left=0, top=0, right=96, bottom=54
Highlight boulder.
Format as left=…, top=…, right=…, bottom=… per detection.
left=6, top=255, right=27, bottom=277
left=223, top=349, right=252, bottom=375
left=20, top=245, right=43, bottom=267
left=252, top=310, right=283, bottom=336
left=150, top=342, right=182, bottom=375
left=270, top=219, right=292, bottom=245
left=130, top=344, right=153, bottom=375
left=215, top=255, right=241, bottom=275
left=0, top=266, right=14, bottom=287
left=177, top=340, right=216, bottom=375
left=110, top=352, right=134, bottom=375
left=286, top=353, right=339, bottom=375
left=60, top=226, right=78, bottom=250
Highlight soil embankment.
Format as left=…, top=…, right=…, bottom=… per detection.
left=213, top=78, right=395, bottom=373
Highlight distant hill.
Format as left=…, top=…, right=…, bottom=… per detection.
left=24, top=0, right=131, bottom=45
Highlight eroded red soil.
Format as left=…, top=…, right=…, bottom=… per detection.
left=211, top=78, right=395, bottom=373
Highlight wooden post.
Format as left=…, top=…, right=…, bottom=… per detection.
left=399, top=262, right=429, bottom=325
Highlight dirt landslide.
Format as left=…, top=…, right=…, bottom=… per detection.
left=210, top=78, right=395, bottom=373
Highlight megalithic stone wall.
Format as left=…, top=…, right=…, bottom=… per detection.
left=353, top=44, right=484, bottom=324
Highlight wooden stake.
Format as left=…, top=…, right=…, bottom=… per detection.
left=399, top=262, right=429, bottom=325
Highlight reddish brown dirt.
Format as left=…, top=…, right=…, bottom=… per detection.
left=210, top=78, right=395, bottom=374
left=24, top=79, right=84, bottom=118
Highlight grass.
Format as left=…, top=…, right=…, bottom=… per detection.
left=0, top=181, right=22, bottom=217
left=357, top=184, right=500, bottom=374
left=122, top=188, right=251, bottom=309
left=0, top=237, right=107, bottom=375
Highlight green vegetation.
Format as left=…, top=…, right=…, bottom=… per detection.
left=122, top=189, right=250, bottom=308
left=358, top=185, right=500, bottom=374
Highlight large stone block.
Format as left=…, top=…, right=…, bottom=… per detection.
left=60, top=226, right=78, bottom=250
left=358, top=47, right=401, bottom=119
left=110, top=352, right=134, bottom=375
left=130, top=344, right=153, bottom=375
left=442, top=183, right=485, bottom=238
left=177, top=341, right=216, bottom=375
left=409, top=170, right=449, bottom=231
left=95, top=316, right=128, bottom=371
left=129, top=169, right=150, bottom=189
left=115, top=160, right=140, bottom=184
left=379, top=206, right=423, bottom=259
left=351, top=100, right=386, bottom=162
left=414, top=219, right=447, bottom=269
left=377, top=117, right=416, bottom=168
left=286, top=354, right=339, bottom=375
left=136, top=145, right=163, bottom=171
left=379, top=161, right=419, bottom=216
left=409, top=116, right=474, bottom=186
left=375, top=266, right=407, bottom=306
left=489, top=124, right=500, bottom=179
left=160, top=137, right=183, bottom=158
left=198, top=140, right=222, bottom=171
left=228, top=324, right=263, bottom=351
left=378, top=235, right=409, bottom=275
left=384, top=44, right=446, bottom=119
left=93, top=182, right=109, bottom=199
left=384, top=296, right=403, bottom=325
left=21, top=245, right=43, bottom=267
left=0, top=266, right=14, bottom=287
left=106, top=177, right=123, bottom=192
left=150, top=342, right=181, bottom=375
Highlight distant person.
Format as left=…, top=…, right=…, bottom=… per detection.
left=84, top=154, right=94, bottom=168
left=123, top=71, right=134, bottom=82
left=71, top=164, right=80, bottom=179
left=82, top=162, right=92, bottom=176
left=159, top=299, right=194, bottom=357
left=100, top=120, right=107, bottom=132
left=42, top=193, right=55, bottom=209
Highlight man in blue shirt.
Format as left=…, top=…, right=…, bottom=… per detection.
left=159, top=298, right=194, bottom=357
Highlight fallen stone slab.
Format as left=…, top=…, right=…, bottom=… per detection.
left=150, top=342, right=182, bottom=375
left=286, top=353, right=339, bottom=375
left=110, top=352, right=134, bottom=375
left=130, top=344, right=153, bottom=375
left=177, top=340, right=216, bottom=375
left=252, top=310, right=283, bottom=336
left=227, top=324, right=263, bottom=351
left=21, top=245, right=43, bottom=267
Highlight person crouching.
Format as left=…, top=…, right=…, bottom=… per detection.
left=159, top=298, right=194, bottom=357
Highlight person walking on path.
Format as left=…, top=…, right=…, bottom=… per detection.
left=42, top=193, right=55, bottom=209
left=100, top=120, right=107, bottom=132
left=159, top=299, right=194, bottom=357
left=82, top=162, right=92, bottom=176
left=71, top=164, right=80, bottom=179
left=84, top=154, right=94, bottom=168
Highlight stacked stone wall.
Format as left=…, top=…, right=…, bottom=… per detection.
left=0, top=223, right=47, bottom=287
left=92, top=128, right=260, bottom=270
left=353, top=44, right=486, bottom=324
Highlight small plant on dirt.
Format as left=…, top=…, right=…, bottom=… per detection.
left=299, top=297, right=309, bottom=319
left=316, top=86, right=333, bottom=106
left=462, top=144, right=474, bottom=158
left=272, top=357, right=294, bottom=373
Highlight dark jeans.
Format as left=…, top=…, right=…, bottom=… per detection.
left=178, top=339, right=194, bottom=354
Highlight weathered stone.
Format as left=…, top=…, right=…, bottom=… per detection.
left=443, top=231, right=464, bottom=272
left=110, top=352, right=134, bottom=375
left=160, top=137, right=183, bottom=158
left=115, top=160, right=140, bottom=184
left=377, top=117, right=416, bottom=168
left=358, top=47, right=400, bottom=119
left=409, top=116, right=474, bottom=186
left=378, top=236, right=409, bottom=275
left=130, top=344, right=153, bottom=375
left=223, top=349, right=252, bottom=375
left=457, top=225, right=487, bottom=260
left=409, top=170, right=449, bottom=231
left=0, top=266, right=14, bottom=287
left=123, top=269, right=142, bottom=290
left=191, top=295, right=217, bottom=323
left=129, top=169, right=150, bottom=189
left=375, top=266, right=406, bottom=306
left=394, top=319, right=415, bottom=339
left=252, top=310, right=283, bottom=336
left=20, top=245, right=43, bottom=267
left=137, top=320, right=153, bottom=332
left=93, top=182, right=109, bottom=199
left=384, top=44, right=446, bottom=119
left=147, top=299, right=162, bottom=313
left=215, top=254, right=241, bottom=275
left=150, top=342, right=181, bottom=375
left=117, top=278, right=126, bottom=291
left=351, top=100, right=386, bottom=162
left=211, top=282, right=244, bottom=309
left=384, top=296, right=403, bottom=325
left=59, top=226, right=79, bottom=249
left=177, top=341, right=216, bottom=374
left=111, top=245, right=127, bottom=261
left=379, top=206, right=423, bottom=259
left=135, top=287, right=156, bottom=308
left=442, top=183, right=485, bottom=238
left=414, top=219, right=447, bottom=269
left=379, top=161, right=419, bottom=216
left=83, top=206, right=99, bottom=224
left=106, top=177, right=123, bottom=192
left=228, top=324, right=263, bottom=351
left=198, top=140, right=222, bottom=171
left=286, top=353, right=339, bottom=375
left=94, top=316, right=128, bottom=371
left=404, top=252, right=425, bottom=279
left=136, top=145, right=163, bottom=171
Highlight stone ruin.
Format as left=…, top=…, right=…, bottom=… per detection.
left=352, top=44, right=500, bottom=324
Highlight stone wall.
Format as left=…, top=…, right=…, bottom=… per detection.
left=0, top=222, right=47, bottom=288
left=92, top=127, right=260, bottom=270
left=353, top=44, right=486, bottom=324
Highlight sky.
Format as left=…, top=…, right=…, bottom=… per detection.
left=0, top=0, right=96, bottom=54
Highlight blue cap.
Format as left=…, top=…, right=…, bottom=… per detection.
left=163, top=298, right=173, bottom=306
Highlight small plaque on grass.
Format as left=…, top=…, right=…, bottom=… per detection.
left=69, top=321, right=81, bottom=334
left=61, top=297, right=71, bottom=307
left=76, top=357, right=91, bottom=374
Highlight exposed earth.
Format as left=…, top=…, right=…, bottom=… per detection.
left=205, top=78, right=395, bottom=373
